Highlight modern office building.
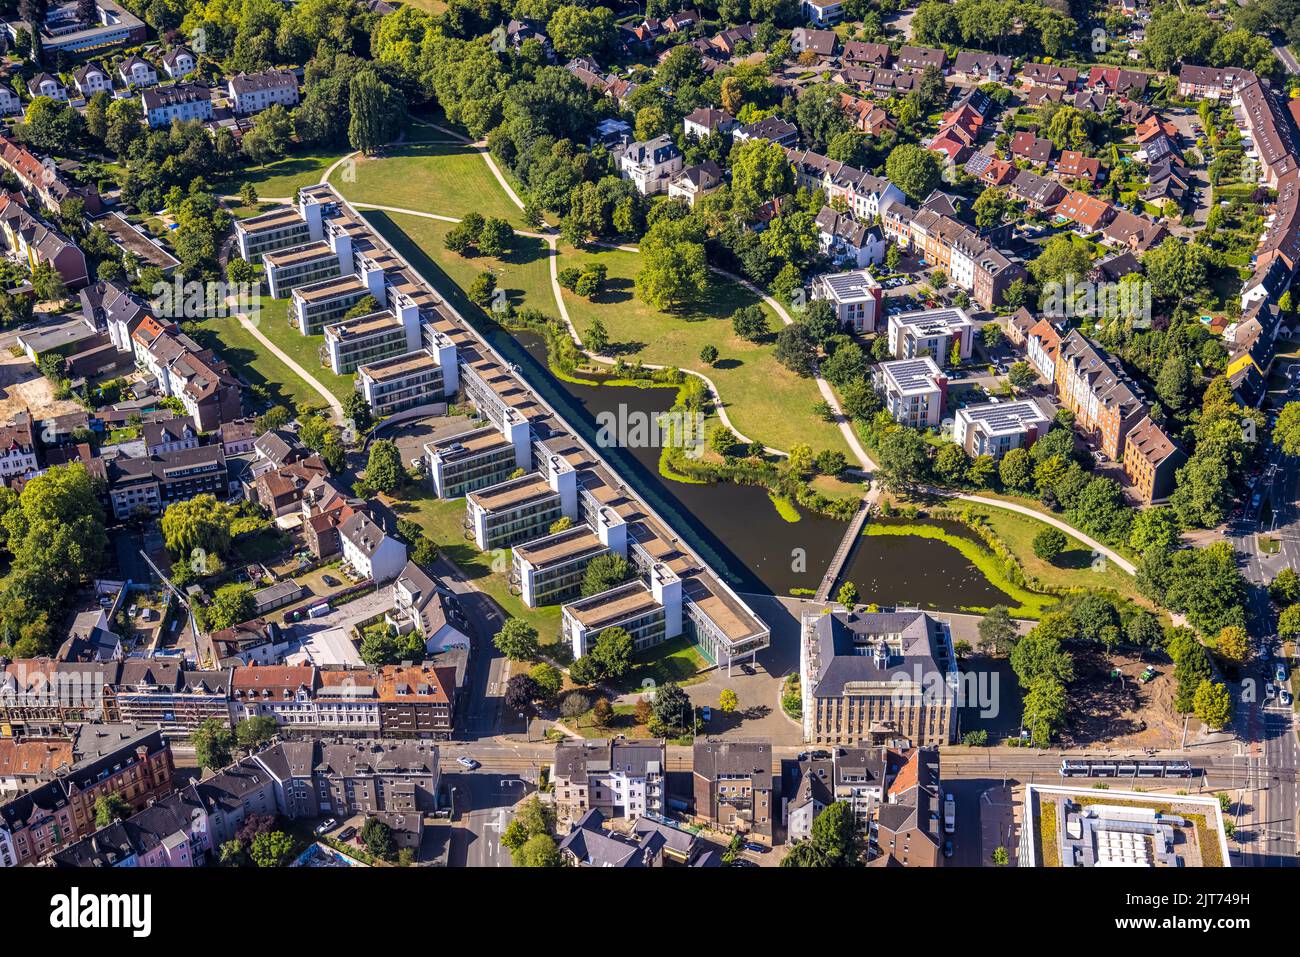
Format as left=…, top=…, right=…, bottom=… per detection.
left=511, top=519, right=622, bottom=608
left=427, top=425, right=529, bottom=500
left=562, top=568, right=681, bottom=659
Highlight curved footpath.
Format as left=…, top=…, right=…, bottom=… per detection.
left=925, top=486, right=1138, bottom=576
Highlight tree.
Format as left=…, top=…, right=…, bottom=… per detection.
left=592, top=696, right=614, bottom=727
left=1271, top=568, right=1300, bottom=606
left=581, top=553, right=630, bottom=597
left=348, top=69, right=403, bottom=155
left=999, top=447, right=1034, bottom=492
left=1032, top=527, right=1068, bottom=562
left=494, top=618, right=539, bottom=661
left=1130, top=507, right=1181, bottom=554
left=1173, top=641, right=1213, bottom=713
left=235, top=716, right=279, bottom=751
left=360, top=816, right=395, bottom=860
left=783, top=801, right=859, bottom=867
left=1008, top=362, right=1037, bottom=390
left=636, top=217, right=709, bottom=310
left=934, top=443, right=969, bottom=485
left=161, top=494, right=238, bottom=562
left=548, top=4, right=615, bottom=58
left=205, top=583, right=256, bottom=631
left=874, top=427, right=928, bottom=491
left=1192, top=680, right=1232, bottom=730
left=1279, top=604, right=1300, bottom=641
left=732, top=304, right=770, bottom=341
left=468, top=271, right=497, bottom=307
left=243, top=103, right=293, bottom=166
left=529, top=663, right=563, bottom=705
left=514, top=833, right=560, bottom=867
left=584, top=319, right=609, bottom=353
left=94, top=792, right=131, bottom=828
left=365, top=440, right=403, bottom=494
left=1022, top=674, right=1068, bottom=746
left=992, top=846, right=1010, bottom=866
left=501, top=818, right=529, bottom=853
left=478, top=218, right=513, bottom=258
left=977, top=605, right=1016, bottom=655
left=249, top=830, right=295, bottom=868
left=730, top=138, right=794, bottom=215
left=1274, top=402, right=1300, bottom=456
left=191, top=718, right=235, bottom=771
left=719, top=689, right=738, bottom=713
left=836, top=581, right=859, bottom=607
left=1010, top=617, right=1075, bottom=687
left=591, top=626, right=633, bottom=678
left=700, top=344, right=719, bottom=366
left=506, top=673, right=540, bottom=714
left=343, top=390, right=374, bottom=435
left=885, top=144, right=941, bottom=201
left=774, top=323, right=817, bottom=376
left=1126, top=610, right=1164, bottom=649
left=1214, top=626, right=1249, bottom=663
left=650, top=682, right=691, bottom=735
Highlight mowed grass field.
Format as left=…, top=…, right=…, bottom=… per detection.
left=329, top=141, right=527, bottom=226
left=224, top=147, right=342, bottom=200
left=970, top=504, right=1148, bottom=608
left=249, top=296, right=357, bottom=404
left=557, top=243, right=850, bottom=456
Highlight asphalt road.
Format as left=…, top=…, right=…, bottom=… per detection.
left=446, top=772, right=535, bottom=868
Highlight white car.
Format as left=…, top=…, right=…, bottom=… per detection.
left=457, top=756, right=481, bottom=770
left=1265, top=682, right=1278, bottom=700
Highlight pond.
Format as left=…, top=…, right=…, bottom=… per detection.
left=835, top=519, right=1022, bottom=611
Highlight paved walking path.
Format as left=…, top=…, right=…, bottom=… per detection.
left=236, top=311, right=344, bottom=422
left=927, top=487, right=1137, bottom=576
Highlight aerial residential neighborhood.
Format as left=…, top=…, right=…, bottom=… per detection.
left=0, top=0, right=1294, bottom=924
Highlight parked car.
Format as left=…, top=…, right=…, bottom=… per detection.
left=322, top=574, right=341, bottom=587
left=457, top=756, right=480, bottom=770
left=744, top=842, right=768, bottom=854
left=1276, top=664, right=1288, bottom=684
left=1265, top=682, right=1277, bottom=700
left=337, top=826, right=357, bottom=843
left=315, top=819, right=337, bottom=835
left=1282, top=690, right=1294, bottom=707
left=943, top=839, right=954, bottom=859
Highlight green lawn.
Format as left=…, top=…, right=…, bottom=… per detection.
left=330, top=141, right=526, bottom=226
left=557, top=243, right=850, bottom=456
left=384, top=488, right=564, bottom=647
left=369, top=213, right=555, bottom=317
left=223, top=147, right=342, bottom=200
left=607, top=636, right=709, bottom=694
left=969, top=503, right=1147, bottom=607
left=192, top=309, right=321, bottom=410
left=249, top=296, right=357, bottom=404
